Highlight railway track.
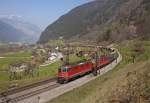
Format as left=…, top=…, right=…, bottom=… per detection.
left=9, top=83, right=60, bottom=103
left=0, top=77, right=58, bottom=103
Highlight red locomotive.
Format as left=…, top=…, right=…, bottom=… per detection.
left=57, top=53, right=117, bottom=84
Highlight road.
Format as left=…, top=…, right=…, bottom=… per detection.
left=40, top=52, right=63, bottom=67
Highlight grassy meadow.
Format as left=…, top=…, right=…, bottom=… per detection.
left=0, top=51, right=32, bottom=70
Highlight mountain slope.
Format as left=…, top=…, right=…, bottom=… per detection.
left=39, top=0, right=150, bottom=43
left=0, top=20, right=27, bottom=42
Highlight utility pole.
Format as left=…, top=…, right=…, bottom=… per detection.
left=65, top=44, right=70, bottom=65
left=93, top=48, right=98, bottom=76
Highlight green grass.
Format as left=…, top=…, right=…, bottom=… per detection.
left=35, top=61, right=62, bottom=78
left=4, top=51, right=32, bottom=57
left=0, top=57, right=30, bottom=70
left=116, top=40, right=150, bottom=64
left=0, top=51, right=33, bottom=91
left=0, top=51, right=32, bottom=70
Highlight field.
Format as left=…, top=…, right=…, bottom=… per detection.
left=0, top=51, right=31, bottom=70
left=0, top=51, right=32, bottom=91
left=48, top=40, right=150, bottom=103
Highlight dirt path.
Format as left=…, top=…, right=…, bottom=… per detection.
left=40, top=52, right=63, bottom=67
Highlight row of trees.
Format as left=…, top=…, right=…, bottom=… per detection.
left=9, top=60, right=38, bottom=80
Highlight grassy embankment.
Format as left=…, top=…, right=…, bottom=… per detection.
left=48, top=40, right=150, bottom=103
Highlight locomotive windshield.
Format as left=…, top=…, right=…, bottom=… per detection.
left=60, top=67, right=69, bottom=72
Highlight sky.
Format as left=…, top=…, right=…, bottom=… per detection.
left=0, top=0, right=94, bottom=30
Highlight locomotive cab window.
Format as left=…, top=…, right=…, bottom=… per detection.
left=61, top=67, right=70, bottom=72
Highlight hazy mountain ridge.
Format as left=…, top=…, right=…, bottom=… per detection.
left=0, top=15, right=41, bottom=43
left=0, top=20, right=27, bottom=42
left=39, top=0, right=150, bottom=43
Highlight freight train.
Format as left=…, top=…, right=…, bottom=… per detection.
left=57, top=48, right=118, bottom=84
